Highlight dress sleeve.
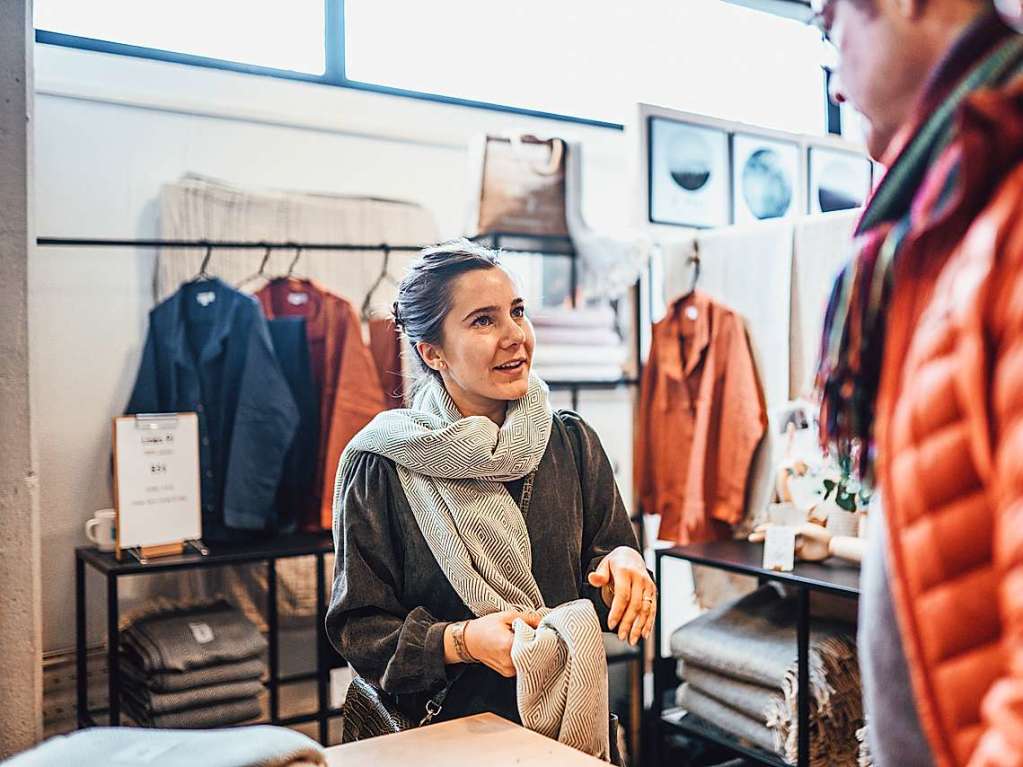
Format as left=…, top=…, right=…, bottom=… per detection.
left=325, top=451, right=451, bottom=695
left=560, top=411, right=642, bottom=631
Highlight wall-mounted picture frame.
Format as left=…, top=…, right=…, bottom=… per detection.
left=731, top=132, right=801, bottom=224
left=808, top=145, right=874, bottom=214
left=647, top=116, right=731, bottom=228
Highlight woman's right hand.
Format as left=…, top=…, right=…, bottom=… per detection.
left=464, top=610, right=541, bottom=677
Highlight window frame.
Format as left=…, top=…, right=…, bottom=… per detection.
left=35, top=0, right=834, bottom=133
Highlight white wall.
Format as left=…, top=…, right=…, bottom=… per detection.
left=31, top=44, right=634, bottom=653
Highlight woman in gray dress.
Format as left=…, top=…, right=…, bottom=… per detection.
left=326, top=239, right=655, bottom=758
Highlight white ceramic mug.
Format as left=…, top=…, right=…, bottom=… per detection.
left=85, top=509, right=117, bottom=552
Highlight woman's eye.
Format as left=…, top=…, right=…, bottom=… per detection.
left=512, top=306, right=526, bottom=318
left=472, top=315, right=494, bottom=327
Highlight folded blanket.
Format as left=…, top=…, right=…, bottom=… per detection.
left=533, top=327, right=621, bottom=347
left=122, top=655, right=266, bottom=693
left=124, top=678, right=265, bottom=715
left=680, top=663, right=782, bottom=722
left=529, top=306, right=616, bottom=329
left=679, top=684, right=779, bottom=756
left=532, top=344, right=627, bottom=367
left=669, top=585, right=856, bottom=711
left=4, top=725, right=324, bottom=767
left=124, top=696, right=263, bottom=729
left=122, top=601, right=267, bottom=673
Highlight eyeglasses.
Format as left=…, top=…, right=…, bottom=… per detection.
left=807, top=0, right=840, bottom=71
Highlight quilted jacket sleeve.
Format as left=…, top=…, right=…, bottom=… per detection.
left=969, top=183, right=1023, bottom=767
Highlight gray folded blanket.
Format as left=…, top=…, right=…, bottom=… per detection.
left=679, top=684, right=778, bottom=755
left=124, top=678, right=265, bottom=715
left=124, top=696, right=263, bottom=729
left=122, top=600, right=267, bottom=673
left=4, top=724, right=325, bottom=767
left=122, top=655, right=265, bottom=693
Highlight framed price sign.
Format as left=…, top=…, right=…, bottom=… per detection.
left=112, top=413, right=202, bottom=561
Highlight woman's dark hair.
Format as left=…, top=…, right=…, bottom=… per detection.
left=392, top=238, right=502, bottom=385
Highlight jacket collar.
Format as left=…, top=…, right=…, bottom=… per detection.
left=260, top=277, right=327, bottom=342
left=657, top=291, right=711, bottom=381
left=169, top=278, right=243, bottom=370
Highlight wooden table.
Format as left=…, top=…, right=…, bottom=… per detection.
left=325, top=713, right=607, bottom=766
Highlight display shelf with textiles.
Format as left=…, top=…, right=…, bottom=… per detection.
left=653, top=541, right=861, bottom=767
left=662, top=708, right=789, bottom=767
left=75, top=531, right=341, bottom=745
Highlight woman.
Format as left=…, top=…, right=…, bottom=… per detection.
left=325, top=239, right=655, bottom=760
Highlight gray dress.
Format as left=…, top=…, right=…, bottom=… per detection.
left=325, top=410, right=640, bottom=725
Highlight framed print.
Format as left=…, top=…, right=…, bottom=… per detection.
left=808, top=146, right=873, bottom=214
left=731, top=132, right=801, bottom=224
left=648, top=116, right=730, bottom=228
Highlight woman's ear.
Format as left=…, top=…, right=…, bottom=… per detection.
left=417, top=341, right=446, bottom=372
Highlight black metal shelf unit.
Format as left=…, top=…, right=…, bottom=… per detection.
left=75, top=532, right=339, bottom=742
left=653, top=540, right=861, bottom=767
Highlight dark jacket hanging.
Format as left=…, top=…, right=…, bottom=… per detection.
left=126, top=278, right=299, bottom=542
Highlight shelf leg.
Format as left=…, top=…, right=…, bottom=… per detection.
left=797, top=586, right=810, bottom=767
left=76, top=554, right=88, bottom=728
left=316, top=552, right=329, bottom=745
left=268, top=558, right=279, bottom=724
left=106, top=574, right=120, bottom=726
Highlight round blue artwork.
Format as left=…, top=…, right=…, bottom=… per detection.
left=742, top=148, right=793, bottom=219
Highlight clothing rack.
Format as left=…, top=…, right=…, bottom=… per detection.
left=36, top=237, right=425, bottom=251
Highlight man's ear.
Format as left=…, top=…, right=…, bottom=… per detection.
left=417, top=341, right=445, bottom=372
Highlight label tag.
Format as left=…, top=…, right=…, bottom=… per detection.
left=763, top=526, right=796, bottom=572
left=684, top=305, right=699, bottom=321
left=288, top=292, right=309, bottom=306
left=196, top=291, right=216, bottom=307
left=188, top=621, right=215, bottom=644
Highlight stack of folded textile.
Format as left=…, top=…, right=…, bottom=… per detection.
left=529, top=305, right=626, bottom=382
left=121, top=600, right=268, bottom=728
left=670, top=585, right=862, bottom=767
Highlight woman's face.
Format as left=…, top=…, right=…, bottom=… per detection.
left=418, top=266, right=534, bottom=416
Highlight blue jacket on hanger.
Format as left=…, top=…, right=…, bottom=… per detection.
left=126, top=278, right=299, bottom=542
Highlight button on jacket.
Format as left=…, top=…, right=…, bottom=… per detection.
left=126, top=278, right=299, bottom=541
left=256, top=278, right=386, bottom=530
left=635, top=291, right=767, bottom=544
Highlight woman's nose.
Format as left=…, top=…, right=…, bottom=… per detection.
left=501, top=318, right=525, bottom=347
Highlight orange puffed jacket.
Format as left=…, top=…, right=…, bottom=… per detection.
left=877, top=80, right=1023, bottom=766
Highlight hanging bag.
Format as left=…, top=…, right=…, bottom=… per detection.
left=475, top=134, right=569, bottom=237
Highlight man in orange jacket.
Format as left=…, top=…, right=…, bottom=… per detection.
left=814, top=1, right=1023, bottom=765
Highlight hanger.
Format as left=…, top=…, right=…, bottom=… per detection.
left=361, top=245, right=398, bottom=321
left=191, top=243, right=214, bottom=282
left=237, top=244, right=273, bottom=290
left=285, top=245, right=305, bottom=279
left=680, top=239, right=701, bottom=300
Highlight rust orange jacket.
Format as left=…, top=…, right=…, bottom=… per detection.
left=876, top=81, right=1023, bottom=766
left=257, top=278, right=386, bottom=530
left=635, top=291, right=767, bottom=544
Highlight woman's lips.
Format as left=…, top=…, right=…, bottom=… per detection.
left=493, top=359, right=528, bottom=376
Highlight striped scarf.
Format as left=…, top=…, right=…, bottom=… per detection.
left=337, top=373, right=610, bottom=760
left=816, top=16, right=1023, bottom=481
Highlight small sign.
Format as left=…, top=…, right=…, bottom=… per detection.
left=763, top=526, right=797, bottom=572
left=113, top=413, right=201, bottom=559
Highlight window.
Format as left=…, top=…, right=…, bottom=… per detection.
left=36, top=0, right=831, bottom=134
left=35, top=0, right=326, bottom=75
left=345, top=0, right=828, bottom=134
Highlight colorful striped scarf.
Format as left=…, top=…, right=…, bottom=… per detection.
left=816, top=15, right=1023, bottom=482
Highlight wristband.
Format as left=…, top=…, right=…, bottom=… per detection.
left=451, top=620, right=477, bottom=664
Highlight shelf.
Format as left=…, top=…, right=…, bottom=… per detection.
left=77, top=530, right=334, bottom=575
left=472, top=232, right=575, bottom=256
left=546, top=378, right=638, bottom=390
left=657, top=540, right=860, bottom=598
left=661, top=708, right=789, bottom=767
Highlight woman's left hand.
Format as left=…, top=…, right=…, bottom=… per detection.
left=587, top=546, right=657, bottom=646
